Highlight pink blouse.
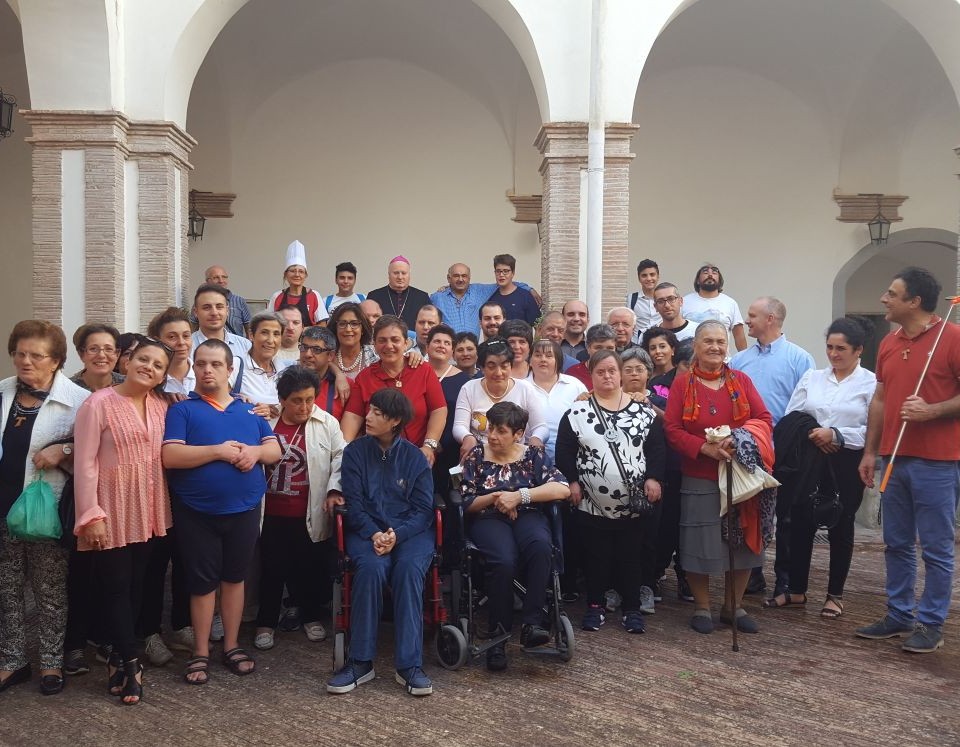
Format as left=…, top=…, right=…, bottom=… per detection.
left=73, top=387, right=172, bottom=551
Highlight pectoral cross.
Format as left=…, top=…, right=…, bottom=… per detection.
left=901, top=348, right=910, bottom=360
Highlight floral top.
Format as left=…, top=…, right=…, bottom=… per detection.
left=460, top=444, right=567, bottom=514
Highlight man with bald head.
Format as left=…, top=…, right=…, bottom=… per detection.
left=430, top=262, right=537, bottom=337
left=193, top=265, right=252, bottom=337
left=358, top=299, right=383, bottom=328
left=366, top=256, right=431, bottom=330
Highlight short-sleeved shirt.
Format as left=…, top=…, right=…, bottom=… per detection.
left=876, top=318, right=960, bottom=460
left=163, top=393, right=276, bottom=515
left=486, top=286, right=540, bottom=325
left=265, top=419, right=309, bottom=518
left=681, top=293, right=744, bottom=331
left=343, top=361, right=446, bottom=447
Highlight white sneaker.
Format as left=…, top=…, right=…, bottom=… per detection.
left=605, top=589, right=622, bottom=612
left=304, top=621, right=327, bottom=642
left=209, top=614, right=225, bottom=642
left=254, top=630, right=275, bottom=651
left=639, top=585, right=656, bottom=615
left=168, top=626, right=195, bottom=653
left=144, top=633, right=174, bottom=666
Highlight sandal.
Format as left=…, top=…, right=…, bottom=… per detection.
left=120, top=659, right=143, bottom=705
left=761, top=592, right=807, bottom=609
left=222, top=647, right=256, bottom=677
left=107, top=653, right=124, bottom=696
left=183, top=656, right=210, bottom=686
left=821, top=595, right=844, bottom=619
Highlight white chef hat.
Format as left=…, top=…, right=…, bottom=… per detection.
left=285, top=240, right=307, bottom=271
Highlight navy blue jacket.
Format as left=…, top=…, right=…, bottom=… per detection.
left=341, top=435, right=434, bottom=543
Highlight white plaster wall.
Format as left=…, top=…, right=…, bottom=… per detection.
left=630, top=66, right=844, bottom=362
left=846, top=242, right=957, bottom=316
left=187, top=59, right=542, bottom=304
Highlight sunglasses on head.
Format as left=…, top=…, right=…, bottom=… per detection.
left=132, top=334, right=175, bottom=356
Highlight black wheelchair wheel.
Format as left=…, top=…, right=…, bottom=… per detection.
left=558, top=613, right=575, bottom=662
left=333, top=631, right=346, bottom=671
left=436, top=624, right=468, bottom=670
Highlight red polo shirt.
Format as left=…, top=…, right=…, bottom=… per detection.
left=876, top=318, right=960, bottom=460
left=343, top=361, right=446, bottom=446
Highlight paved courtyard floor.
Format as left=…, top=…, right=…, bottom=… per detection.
left=0, top=534, right=957, bottom=747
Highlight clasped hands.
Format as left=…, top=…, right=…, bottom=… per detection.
left=487, top=490, right=522, bottom=520
left=372, top=528, right=397, bottom=556
left=217, top=440, right=260, bottom=472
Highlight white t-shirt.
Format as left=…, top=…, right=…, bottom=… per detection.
left=681, top=292, right=744, bottom=331
left=325, top=292, right=366, bottom=312
left=526, top=373, right=588, bottom=461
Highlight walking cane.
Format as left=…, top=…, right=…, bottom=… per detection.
left=878, top=296, right=960, bottom=492
left=725, top=461, right=739, bottom=652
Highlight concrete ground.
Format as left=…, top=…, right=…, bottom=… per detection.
left=0, top=532, right=957, bottom=747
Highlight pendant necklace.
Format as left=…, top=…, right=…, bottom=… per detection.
left=389, top=289, right=409, bottom=319
left=699, top=378, right=719, bottom=416
left=598, top=393, right=624, bottom=442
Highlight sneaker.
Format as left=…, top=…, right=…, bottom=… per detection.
left=89, top=641, right=113, bottom=664
left=719, top=608, right=759, bottom=634
left=901, top=623, right=944, bottom=653
left=582, top=604, right=606, bottom=631
left=622, top=610, right=646, bottom=634
left=278, top=606, right=302, bottom=633
left=209, top=614, right=225, bottom=642
left=303, top=621, right=327, bottom=642
left=253, top=630, right=275, bottom=651
left=855, top=615, right=915, bottom=640
left=395, top=666, right=433, bottom=696
left=520, top=624, right=551, bottom=649
left=639, top=586, right=656, bottom=615
left=327, top=660, right=375, bottom=694
left=167, top=626, right=195, bottom=653
left=143, top=634, right=174, bottom=666
left=651, top=581, right=663, bottom=603
left=604, top=589, right=622, bottom=612
left=486, top=643, right=507, bottom=672
left=63, top=649, right=90, bottom=676
left=690, top=610, right=714, bottom=634
left=677, top=571, right=695, bottom=602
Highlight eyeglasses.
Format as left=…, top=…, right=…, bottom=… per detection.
left=610, top=321, right=633, bottom=329
left=298, top=343, right=332, bottom=355
left=336, top=320, right=362, bottom=329
left=82, top=346, right=117, bottom=356
left=12, top=351, right=53, bottom=363
left=654, top=296, right=680, bottom=306
left=494, top=268, right=512, bottom=275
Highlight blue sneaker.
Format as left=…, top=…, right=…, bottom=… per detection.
left=326, top=660, right=375, bottom=694
left=582, top=604, right=605, bottom=631
left=395, top=666, right=433, bottom=696
left=855, top=615, right=914, bottom=640
left=622, top=610, right=645, bottom=634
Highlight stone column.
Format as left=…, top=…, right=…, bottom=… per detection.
left=535, top=122, right=638, bottom=314
left=23, top=111, right=128, bottom=328
left=127, top=122, right=195, bottom=329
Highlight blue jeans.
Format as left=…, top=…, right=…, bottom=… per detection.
left=881, top=457, right=960, bottom=628
left=345, top=529, right=433, bottom=670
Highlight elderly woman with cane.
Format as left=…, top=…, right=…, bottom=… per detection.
left=663, top=321, right=772, bottom=636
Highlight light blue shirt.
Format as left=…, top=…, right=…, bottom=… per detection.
left=430, top=281, right=532, bottom=337
left=729, top=335, right=815, bottom=424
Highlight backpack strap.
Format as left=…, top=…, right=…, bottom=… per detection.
left=230, top=357, right=245, bottom=397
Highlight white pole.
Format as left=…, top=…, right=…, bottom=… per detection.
left=586, top=0, right=605, bottom=321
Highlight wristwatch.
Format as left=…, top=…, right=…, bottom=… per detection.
left=423, top=439, right=439, bottom=451
left=61, top=444, right=73, bottom=456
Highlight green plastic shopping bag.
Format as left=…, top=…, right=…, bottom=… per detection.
left=6, top=470, right=62, bottom=541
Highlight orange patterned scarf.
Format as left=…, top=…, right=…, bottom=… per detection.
left=681, top=364, right=750, bottom=423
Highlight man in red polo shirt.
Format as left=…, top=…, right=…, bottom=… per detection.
left=857, top=266, right=960, bottom=654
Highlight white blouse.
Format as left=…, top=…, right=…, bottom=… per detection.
left=526, top=373, right=588, bottom=461
left=453, top=377, right=548, bottom=445
left=785, top=364, right=877, bottom=450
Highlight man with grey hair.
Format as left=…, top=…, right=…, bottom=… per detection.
left=565, top=323, right=618, bottom=389
left=298, top=325, right=344, bottom=419
left=731, top=295, right=815, bottom=598
left=607, top=307, right=638, bottom=352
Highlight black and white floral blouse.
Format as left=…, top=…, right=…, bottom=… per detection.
left=555, top=398, right=666, bottom=519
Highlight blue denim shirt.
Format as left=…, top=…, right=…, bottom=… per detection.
left=341, top=435, right=434, bottom=542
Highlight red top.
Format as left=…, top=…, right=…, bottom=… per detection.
left=316, top=372, right=344, bottom=420
left=265, top=420, right=309, bottom=518
left=344, top=361, right=446, bottom=446
left=663, top=370, right=772, bottom=480
left=566, top=362, right=592, bottom=389
left=876, top=319, right=960, bottom=460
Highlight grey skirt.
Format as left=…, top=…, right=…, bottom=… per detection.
left=679, top=475, right=761, bottom=575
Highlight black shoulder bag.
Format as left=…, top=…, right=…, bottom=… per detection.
left=588, top=397, right=655, bottom=516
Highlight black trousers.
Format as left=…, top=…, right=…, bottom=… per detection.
left=577, top=511, right=645, bottom=612
left=559, top=502, right=583, bottom=594
left=788, top=448, right=865, bottom=597
left=137, top=532, right=190, bottom=636
left=65, top=548, right=106, bottom=651
left=256, top=515, right=331, bottom=628
left=468, top=510, right=552, bottom=634
left=654, top=469, right=682, bottom=578
left=97, top=539, right=153, bottom=662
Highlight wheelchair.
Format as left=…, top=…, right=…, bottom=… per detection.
left=435, top=490, right=575, bottom=669
left=330, top=499, right=466, bottom=671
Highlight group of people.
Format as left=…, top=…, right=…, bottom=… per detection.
left=0, top=246, right=956, bottom=702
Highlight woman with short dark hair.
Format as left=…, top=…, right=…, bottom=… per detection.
left=460, top=402, right=570, bottom=671
left=0, top=320, right=89, bottom=694
left=71, top=324, right=123, bottom=392
left=328, top=302, right=378, bottom=380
